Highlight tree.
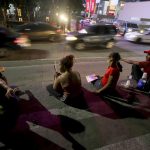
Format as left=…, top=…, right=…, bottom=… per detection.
left=0, top=0, right=12, bottom=25
left=14, top=0, right=39, bottom=21
left=0, top=0, right=84, bottom=24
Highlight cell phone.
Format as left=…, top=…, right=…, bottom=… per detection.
left=54, top=64, right=57, bottom=72
left=54, top=60, right=58, bottom=72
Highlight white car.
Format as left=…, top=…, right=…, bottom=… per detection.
left=124, top=30, right=150, bottom=43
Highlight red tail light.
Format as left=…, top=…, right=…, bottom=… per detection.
left=14, top=35, right=28, bottom=44
left=56, top=29, right=62, bottom=33
left=14, top=38, right=21, bottom=44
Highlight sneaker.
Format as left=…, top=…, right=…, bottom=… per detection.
left=60, top=95, right=67, bottom=102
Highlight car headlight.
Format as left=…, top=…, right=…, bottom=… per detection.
left=140, top=29, right=144, bottom=33
left=66, top=36, right=78, bottom=41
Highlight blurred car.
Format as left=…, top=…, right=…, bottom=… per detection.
left=66, top=24, right=117, bottom=50
left=0, top=26, right=31, bottom=49
left=16, top=22, right=62, bottom=42
left=118, top=22, right=139, bottom=35
left=124, top=30, right=150, bottom=43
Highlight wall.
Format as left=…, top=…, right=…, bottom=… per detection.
left=118, top=2, right=150, bottom=22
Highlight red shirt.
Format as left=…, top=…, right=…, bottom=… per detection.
left=101, top=66, right=120, bottom=88
left=139, top=61, right=150, bottom=77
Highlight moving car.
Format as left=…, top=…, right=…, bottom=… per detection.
left=66, top=24, right=117, bottom=50
left=124, top=29, right=150, bottom=43
left=16, top=22, right=62, bottom=42
left=117, top=21, right=139, bottom=35
left=0, top=26, right=30, bottom=49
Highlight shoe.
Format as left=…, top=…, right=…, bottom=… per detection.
left=60, top=96, right=66, bottom=102
left=14, top=90, right=26, bottom=96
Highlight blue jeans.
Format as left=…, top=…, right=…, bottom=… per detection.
left=92, top=78, right=103, bottom=90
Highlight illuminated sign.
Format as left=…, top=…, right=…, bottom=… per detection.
left=86, top=0, right=96, bottom=13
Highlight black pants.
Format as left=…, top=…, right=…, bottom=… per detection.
left=46, top=84, right=63, bottom=99
left=131, top=64, right=143, bottom=81
left=46, top=84, right=87, bottom=109
left=131, top=64, right=150, bottom=92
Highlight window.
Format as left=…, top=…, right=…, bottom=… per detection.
left=105, top=26, right=117, bottom=34
left=98, top=26, right=105, bottom=35
left=86, top=26, right=99, bottom=34
left=18, top=23, right=39, bottom=32
left=127, top=23, right=138, bottom=28
left=27, top=24, right=39, bottom=31
left=108, top=26, right=117, bottom=34
left=38, top=23, right=57, bottom=31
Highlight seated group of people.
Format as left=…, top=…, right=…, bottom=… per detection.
left=49, top=50, right=150, bottom=102
left=48, top=52, right=122, bottom=103
left=0, top=50, right=150, bottom=103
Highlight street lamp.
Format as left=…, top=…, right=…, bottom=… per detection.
left=59, top=14, right=68, bottom=23
left=59, top=14, right=68, bottom=33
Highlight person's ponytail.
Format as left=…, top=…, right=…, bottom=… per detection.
left=117, top=62, right=123, bottom=72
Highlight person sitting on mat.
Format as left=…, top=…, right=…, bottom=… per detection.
left=91, top=52, right=122, bottom=95
left=48, top=55, right=83, bottom=102
left=121, top=50, right=150, bottom=91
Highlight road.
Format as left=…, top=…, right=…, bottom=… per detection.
left=1, top=36, right=150, bottom=62
left=26, top=37, right=150, bottom=60
left=0, top=38, right=150, bottom=150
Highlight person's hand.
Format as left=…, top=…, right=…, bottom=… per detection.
left=5, top=88, right=15, bottom=98
left=95, top=75, right=102, bottom=79
left=54, top=72, right=61, bottom=78
left=13, top=87, right=25, bottom=96
left=13, top=87, right=19, bottom=92
left=91, top=90, right=100, bottom=94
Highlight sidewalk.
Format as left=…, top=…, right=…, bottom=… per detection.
left=0, top=52, right=150, bottom=150
left=1, top=73, right=149, bottom=150
left=12, top=80, right=150, bottom=150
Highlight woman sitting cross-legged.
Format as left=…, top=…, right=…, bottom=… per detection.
left=47, top=55, right=83, bottom=103
left=91, top=52, right=123, bottom=95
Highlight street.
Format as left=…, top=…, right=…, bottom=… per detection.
left=0, top=38, right=150, bottom=150
left=1, top=36, right=150, bottom=62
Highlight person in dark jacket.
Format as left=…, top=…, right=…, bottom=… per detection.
left=121, top=50, right=150, bottom=82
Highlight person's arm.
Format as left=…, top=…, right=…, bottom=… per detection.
left=121, top=58, right=139, bottom=65
left=95, top=75, right=113, bottom=94
left=53, top=75, right=61, bottom=91
left=76, top=71, right=82, bottom=86
left=0, top=79, right=14, bottom=98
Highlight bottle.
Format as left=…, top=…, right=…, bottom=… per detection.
left=124, top=75, right=137, bottom=88
left=124, top=75, right=132, bottom=88
left=137, top=72, right=147, bottom=90
left=125, top=75, right=132, bottom=88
